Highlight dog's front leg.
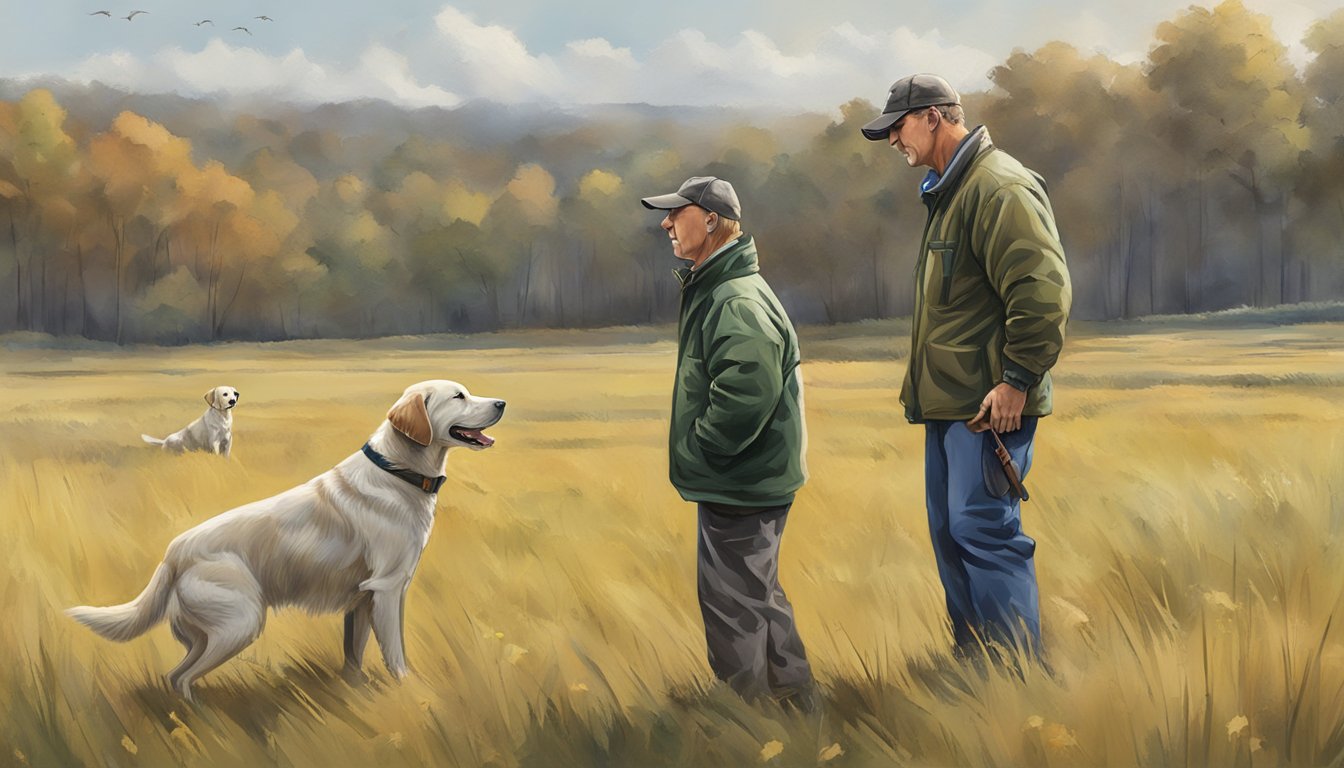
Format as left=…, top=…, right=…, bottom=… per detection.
left=221, top=437, right=232, bottom=458
left=368, top=583, right=410, bottom=678
left=343, top=595, right=373, bottom=676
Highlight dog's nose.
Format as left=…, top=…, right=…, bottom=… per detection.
left=494, top=401, right=506, bottom=411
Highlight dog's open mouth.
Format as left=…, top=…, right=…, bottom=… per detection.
left=449, top=425, right=495, bottom=448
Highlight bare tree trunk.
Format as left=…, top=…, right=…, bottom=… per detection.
left=822, top=269, right=837, bottom=323
left=1147, top=187, right=1158, bottom=315
left=75, top=242, right=87, bottom=337
left=1112, top=181, right=1123, bottom=317
left=39, top=251, right=47, bottom=333
left=518, top=240, right=535, bottom=326
left=870, top=238, right=882, bottom=319
left=214, top=263, right=246, bottom=338
left=1278, top=200, right=1288, bottom=306
left=11, top=207, right=21, bottom=328
left=111, top=213, right=126, bottom=344
left=207, top=219, right=221, bottom=340
left=1248, top=168, right=1264, bottom=308
left=1192, top=171, right=1203, bottom=313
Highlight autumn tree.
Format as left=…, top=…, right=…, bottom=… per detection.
left=1147, top=0, right=1309, bottom=308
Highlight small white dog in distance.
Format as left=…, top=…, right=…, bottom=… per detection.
left=70, top=379, right=505, bottom=700
left=142, top=386, right=240, bottom=456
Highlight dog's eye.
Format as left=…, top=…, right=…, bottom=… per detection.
left=453, top=392, right=465, bottom=400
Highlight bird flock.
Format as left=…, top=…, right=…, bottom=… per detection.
left=88, top=10, right=275, bottom=35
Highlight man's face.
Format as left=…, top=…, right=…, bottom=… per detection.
left=889, top=108, right=935, bottom=168
left=661, top=204, right=710, bottom=262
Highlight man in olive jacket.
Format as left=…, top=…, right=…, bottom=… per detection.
left=862, top=74, right=1072, bottom=658
left=640, top=176, right=815, bottom=709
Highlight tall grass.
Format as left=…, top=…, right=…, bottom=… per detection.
left=1, top=319, right=1342, bottom=766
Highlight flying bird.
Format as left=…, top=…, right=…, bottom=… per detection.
left=232, top=26, right=251, bottom=35
left=88, top=10, right=112, bottom=16
left=254, top=15, right=274, bottom=21
left=194, top=19, right=213, bottom=26
left=122, top=10, right=147, bottom=20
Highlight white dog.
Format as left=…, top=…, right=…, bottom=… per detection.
left=142, top=386, right=240, bottom=456
left=70, top=380, right=505, bottom=700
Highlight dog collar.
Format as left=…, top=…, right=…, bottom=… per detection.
left=361, top=443, right=446, bottom=494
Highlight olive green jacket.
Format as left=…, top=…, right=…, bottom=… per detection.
left=670, top=235, right=807, bottom=507
left=903, top=126, right=1072, bottom=423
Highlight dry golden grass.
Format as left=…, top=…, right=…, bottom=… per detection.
left=2, top=318, right=1343, bottom=767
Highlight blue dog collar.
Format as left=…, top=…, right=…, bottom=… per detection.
left=361, top=443, right=446, bottom=494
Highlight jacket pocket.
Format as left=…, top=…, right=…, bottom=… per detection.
left=926, top=240, right=959, bottom=306
left=676, top=355, right=709, bottom=412
left=673, top=355, right=719, bottom=477
left=923, top=341, right=989, bottom=406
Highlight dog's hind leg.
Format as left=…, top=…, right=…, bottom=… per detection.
left=342, top=593, right=373, bottom=674
left=166, top=620, right=206, bottom=694
left=170, top=556, right=265, bottom=700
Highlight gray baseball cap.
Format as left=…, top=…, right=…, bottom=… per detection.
left=640, top=176, right=742, bottom=221
left=860, top=73, right=961, bottom=141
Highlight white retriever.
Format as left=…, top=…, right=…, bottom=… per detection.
left=141, top=385, right=240, bottom=456
left=70, top=379, right=505, bottom=700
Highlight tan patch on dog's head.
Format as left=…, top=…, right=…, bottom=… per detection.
left=388, top=390, right=433, bottom=446
left=204, top=387, right=217, bottom=407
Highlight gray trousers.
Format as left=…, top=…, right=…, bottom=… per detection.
left=696, top=502, right=813, bottom=701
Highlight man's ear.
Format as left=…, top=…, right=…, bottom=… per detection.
left=387, top=391, right=433, bottom=446
left=204, top=388, right=217, bottom=407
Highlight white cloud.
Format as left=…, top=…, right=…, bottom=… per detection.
left=56, top=5, right=1003, bottom=113
left=565, top=38, right=637, bottom=67
left=67, top=40, right=461, bottom=108
left=434, top=5, right=562, bottom=101
left=356, top=46, right=461, bottom=108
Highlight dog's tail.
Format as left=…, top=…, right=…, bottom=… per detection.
left=141, top=434, right=165, bottom=446
left=66, top=563, right=173, bottom=642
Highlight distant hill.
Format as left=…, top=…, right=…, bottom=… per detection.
left=0, top=76, right=831, bottom=150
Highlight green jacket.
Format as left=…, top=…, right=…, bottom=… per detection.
left=903, top=126, right=1072, bottom=423
left=670, top=235, right=807, bottom=507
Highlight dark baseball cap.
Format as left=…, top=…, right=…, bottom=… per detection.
left=860, top=73, right=961, bottom=141
left=640, top=176, right=742, bottom=221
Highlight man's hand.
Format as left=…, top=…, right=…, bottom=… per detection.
left=967, top=382, right=1027, bottom=433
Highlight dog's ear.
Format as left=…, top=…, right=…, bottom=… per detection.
left=387, top=391, right=433, bottom=446
left=204, top=388, right=217, bottom=407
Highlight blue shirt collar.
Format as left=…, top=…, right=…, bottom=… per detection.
left=919, top=170, right=940, bottom=194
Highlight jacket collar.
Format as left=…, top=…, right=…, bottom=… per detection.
left=920, top=125, right=992, bottom=204
left=674, top=235, right=758, bottom=290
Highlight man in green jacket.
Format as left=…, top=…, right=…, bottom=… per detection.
left=640, top=176, right=815, bottom=709
left=862, top=74, right=1072, bottom=659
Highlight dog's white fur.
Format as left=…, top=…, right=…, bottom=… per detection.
left=71, top=379, right=505, bottom=700
left=142, top=385, right=240, bottom=456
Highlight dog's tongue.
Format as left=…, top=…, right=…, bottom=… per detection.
left=459, top=428, right=495, bottom=447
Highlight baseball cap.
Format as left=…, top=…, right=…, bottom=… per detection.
left=640, top=176, right=742, bottom=221
left=860, top=74, right=961, bottom=141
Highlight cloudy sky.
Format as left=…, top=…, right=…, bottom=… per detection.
left=1, top=0, right=1336, bottom=112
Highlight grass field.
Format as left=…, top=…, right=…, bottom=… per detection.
left=2, top=314, right=1344, bottom=767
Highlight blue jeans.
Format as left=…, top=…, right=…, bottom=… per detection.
left=924, top=417, right=1041, bottom=655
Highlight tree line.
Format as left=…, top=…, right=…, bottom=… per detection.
left=2, top=0, right=1342, bottom=343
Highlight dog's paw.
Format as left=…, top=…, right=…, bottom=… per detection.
left=341, top=664, right=369, bottom=686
